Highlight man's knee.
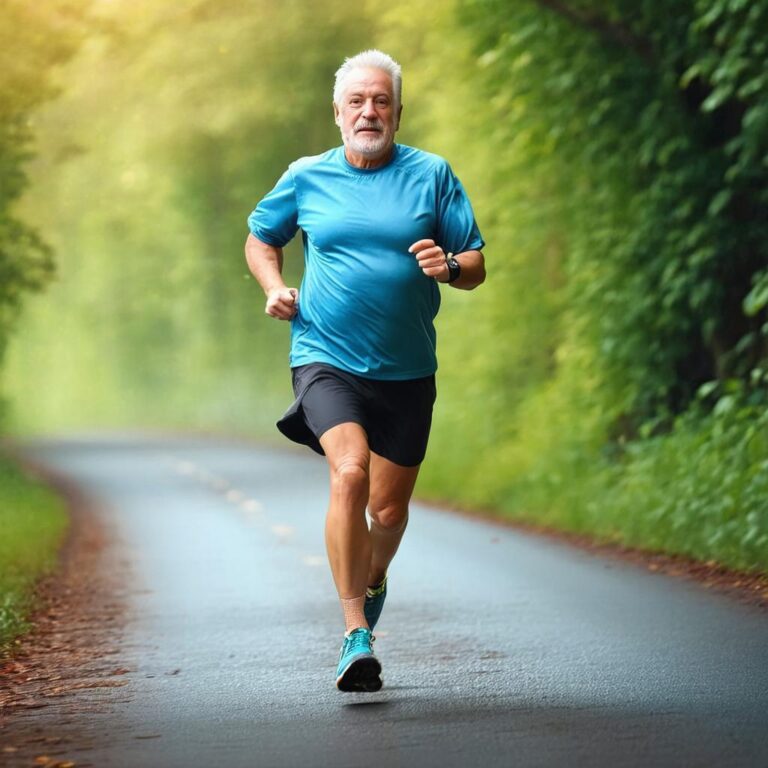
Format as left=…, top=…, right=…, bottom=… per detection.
left=369, top=501, right=409, bottom=532
left=331, top=454, right=370, bottom=497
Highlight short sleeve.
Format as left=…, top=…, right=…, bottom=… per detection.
left=435, top=163, right=485, bottom=255
left=247, top=168, right=299, bottom=247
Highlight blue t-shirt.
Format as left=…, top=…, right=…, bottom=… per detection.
left=247, top=143, right=484, bottom=380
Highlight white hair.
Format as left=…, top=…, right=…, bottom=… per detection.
left=333, top=49, right=402, bottom=107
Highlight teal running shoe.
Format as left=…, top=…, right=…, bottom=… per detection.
left=364, top=576, right=388, bottom=631
left=335, top=627, right=382, bottom=692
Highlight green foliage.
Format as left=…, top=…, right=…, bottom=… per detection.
left=4, top=0, right=766, bottom=573
left=458, top=0, right=768, bottom=427
left=6, top=0, right=368, bottom=430
left=0, top=1, right=87, bottom=372
left=415, top=0, right=768, bottom=571
left=744, top=269, right=768, bottom=317
left=526, top=394, right=768, bottom=572
left=0, top=455, right=68, bottom=654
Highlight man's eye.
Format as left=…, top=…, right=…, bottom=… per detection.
left=376, top=100, right=389, bottom=107
left=350, top=99, right=362, bottom=106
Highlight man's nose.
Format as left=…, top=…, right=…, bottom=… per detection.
left=362, top=98, right=377, bottom=118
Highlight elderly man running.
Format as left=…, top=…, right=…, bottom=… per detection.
left=245, top=49, right=485, bottom=692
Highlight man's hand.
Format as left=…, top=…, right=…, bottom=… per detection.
left=265, top=287, right=299, bottom=320
left=409, top=239, right=450, bottom=282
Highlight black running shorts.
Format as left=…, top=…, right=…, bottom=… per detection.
left=276, top=363, right=437, bottom=467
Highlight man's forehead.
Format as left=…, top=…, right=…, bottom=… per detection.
left=341, top=67, right=394, bottom=96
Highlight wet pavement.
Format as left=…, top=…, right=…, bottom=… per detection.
left=5, top=434, right=768, bottom=767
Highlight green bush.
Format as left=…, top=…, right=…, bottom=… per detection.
left=419, top=0, right=768, bottom=573
left=0, top=456, right=68, bottom=654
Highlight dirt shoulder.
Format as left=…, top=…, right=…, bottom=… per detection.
left=0, top=463, right=132, bottom=768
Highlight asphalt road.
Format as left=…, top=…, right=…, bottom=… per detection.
left=12, top=435, right=768, bottom=767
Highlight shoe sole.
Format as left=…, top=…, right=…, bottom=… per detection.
left=336, top=655, right=383, bottom=693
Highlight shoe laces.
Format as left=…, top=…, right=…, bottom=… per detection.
left=346, top=628, right=373, bottom=654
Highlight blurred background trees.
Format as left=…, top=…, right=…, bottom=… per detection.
left=0, top=1, right=87, bottom=396
left=3, top=0, right=766, bottom=570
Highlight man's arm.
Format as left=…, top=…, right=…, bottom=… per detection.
left=244, top=232, right=299, bottom=320
left=444, top=249, right=486, bottom=290
left=409, top=239, right=486, bottom=290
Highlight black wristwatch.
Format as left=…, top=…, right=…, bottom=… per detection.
left=445, top=253, right=461, bottom=283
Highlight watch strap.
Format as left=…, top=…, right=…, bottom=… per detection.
left=445, top=253, right=461, bottom=283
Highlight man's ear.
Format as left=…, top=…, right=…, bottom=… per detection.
left=333, top=102, right=341, bottom=127
left=395, top=103, right=403, bottom=131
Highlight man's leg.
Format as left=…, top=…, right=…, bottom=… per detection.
left=366, top=453, right=420, bottom=623
left=319, top=421, right=372, bottom=632
left=320, top=421, right=384, bottom=692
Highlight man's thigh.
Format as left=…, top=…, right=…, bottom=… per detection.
left=319, top=422, right=370, bottom=472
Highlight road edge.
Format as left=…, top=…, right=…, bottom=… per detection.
left=0, top=453, right=133, bottom=764
left=416, top=495, right=768, bottom=611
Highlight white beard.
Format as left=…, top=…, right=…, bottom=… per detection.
left=340, top=117, right=395, bottom=159
left=347, top=131, right=389, bottom=157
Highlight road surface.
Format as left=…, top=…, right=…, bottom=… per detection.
left=7, top=435, right=768, bottom=767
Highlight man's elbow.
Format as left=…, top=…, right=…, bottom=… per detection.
left=475, top=261, right=486, bottom=287
left=466, top=254, right=486, bottom=290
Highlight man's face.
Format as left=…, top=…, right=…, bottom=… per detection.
left=334, top=67, right=401, bottom=163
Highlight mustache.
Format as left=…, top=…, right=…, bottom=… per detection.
left=354, top=120, right=384, bottom=133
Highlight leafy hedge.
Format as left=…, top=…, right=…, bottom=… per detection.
left=416, top=0, right=768, bottom=572
left=459, top=0, right=768, bottom=428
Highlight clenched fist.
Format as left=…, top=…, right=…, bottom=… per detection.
left=265, top=287, right=299, bottom=320
left=409, top=239, right=450, bottom=282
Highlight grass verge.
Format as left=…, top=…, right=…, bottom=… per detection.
left=422, top=391, right=768, bottom=575
left=0, top=453, right=68, bottom=656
